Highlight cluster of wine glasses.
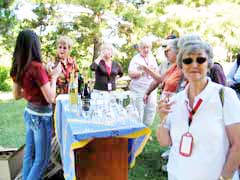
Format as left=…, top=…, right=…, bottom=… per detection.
left=68, top=91, right=141, bottom=125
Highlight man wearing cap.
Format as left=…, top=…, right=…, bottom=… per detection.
left=157, top=34, right=177, bottom=75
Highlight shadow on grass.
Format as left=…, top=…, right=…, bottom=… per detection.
left=128, top=139, right=168, bottom=180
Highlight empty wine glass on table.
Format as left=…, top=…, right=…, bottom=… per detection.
left=125, top=93, right=140, bottom=123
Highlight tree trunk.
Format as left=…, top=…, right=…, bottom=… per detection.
left=92, top=36, right=102, bottom=62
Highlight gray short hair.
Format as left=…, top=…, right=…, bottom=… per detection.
left=177, top=40, right=213, bottom=69
left=139, top=37, right=152, bottom=49
left=167, top=38, right=179, bottom=53
left=101, top=43, right=113, bottom=52
left=177, top=33, right=202, bottom=49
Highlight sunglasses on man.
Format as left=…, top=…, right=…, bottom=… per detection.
left=182, top=57, right=207, bottom=65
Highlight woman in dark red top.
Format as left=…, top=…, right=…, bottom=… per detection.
left=10, top=30, right=61, bottom=180
left=90, top=44, right=123, bottom=91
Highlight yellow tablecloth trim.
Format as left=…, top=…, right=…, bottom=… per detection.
left=70, top=127, right=151, bottom=150
left=71, top=138, right=93, bottom=150
left=120, top=128, right=151, bottom=168
left=119, top=127, right=151, bottom=139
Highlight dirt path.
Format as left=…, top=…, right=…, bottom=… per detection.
left=0, top=92, right=13, bottom=100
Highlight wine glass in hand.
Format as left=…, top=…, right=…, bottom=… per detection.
left=160, top=91, right=175, bottom=103
left=158, top=91, right=175, bottom=121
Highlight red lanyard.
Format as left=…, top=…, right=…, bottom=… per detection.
left=186, top=99, right=203, bottom=126
left=105, top=63, right=111, bottom=76
left=141, top=55, right=149, bottom=66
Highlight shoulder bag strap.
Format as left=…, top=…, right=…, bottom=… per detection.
left=219, top=87, right=224, bottom=107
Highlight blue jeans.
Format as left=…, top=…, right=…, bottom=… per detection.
left=22, top=109, right=52, bottom=180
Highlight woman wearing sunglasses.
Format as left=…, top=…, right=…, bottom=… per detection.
left=157, top=39, right=240, bottom=180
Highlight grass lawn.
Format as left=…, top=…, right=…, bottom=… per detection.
left=128, top=114, right=168, bottom=180
left=0, top=98, right=26, bottom=148
left=0, top=98, right=167, bottom=179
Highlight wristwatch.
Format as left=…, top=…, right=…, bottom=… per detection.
left=219, top=175, right=232, bottom=180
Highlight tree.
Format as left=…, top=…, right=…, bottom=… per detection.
left=1, top=0, right=240, bottom=72
left=0, top=0, right=14, bottom=8
left=0, top=0, right=18, bottom=51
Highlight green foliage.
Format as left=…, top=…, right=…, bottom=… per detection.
left=129, top=115, right=168, bottom=180
left=121, top=6, right=144, bottom=28
left=0, top=8, right=18, bottom=51
left=1, top=0, right=240, bottom=73
left=0, top=66, right=8, bottom=82
left=77, top=0, right=114, bottom=13
left=0, top=0, right=14, bottom=8
left=117, top=43, right=136, bottom=72
left=0, top=99, right=26, bottom=148
left=0, top=66, right=11, bottom=91
left=30, top=2, right=56, bottom=29
left=0, top=81, right=11, bottom=91
left=32, top=3, right=58, bottom=61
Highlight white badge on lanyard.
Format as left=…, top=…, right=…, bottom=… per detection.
left=179, top=132, right=193, bottom=157
left=107, top=82, right=112, bottom=91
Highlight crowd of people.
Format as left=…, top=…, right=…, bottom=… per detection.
left=10, top=29, right=240, bottom=180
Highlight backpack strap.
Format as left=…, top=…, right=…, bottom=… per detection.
left=237, top=59, right=240, bottom=68
left=219, top=87, right=224, bottom=107
left=237, top=53, right=240, bottom=67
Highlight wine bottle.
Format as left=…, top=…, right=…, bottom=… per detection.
left=82, top=81, right=91, bottom=111
left=83, top=81, right=91, bottom=99
left=78, top=72, right=84, bottom=96
left=68, top=71, right=78, bottom=105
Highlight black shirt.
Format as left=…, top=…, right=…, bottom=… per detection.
left=90, top=60, right=123, bottom=91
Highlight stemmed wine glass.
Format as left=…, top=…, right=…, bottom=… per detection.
left=159, top=91, right=175, bottom=103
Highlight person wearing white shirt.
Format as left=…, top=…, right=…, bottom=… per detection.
left=227, top=53, right=240, bottom=85
left=234, top=66, right=240, bottom=82
left=128, top=37, right=158, bottom=126
left=157, top=38, right=240, bottom=180
left=227, top=53, right=240, bottom=99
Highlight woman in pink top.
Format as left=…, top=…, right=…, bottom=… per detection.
left=90, top=44, right=123, bottom=91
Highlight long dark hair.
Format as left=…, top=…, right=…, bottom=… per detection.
left=10, top=29, right=42, bottom=85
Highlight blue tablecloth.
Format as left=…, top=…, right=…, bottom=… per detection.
left=55, top=94, right=151, bottom=180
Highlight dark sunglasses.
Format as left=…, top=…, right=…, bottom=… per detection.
left=182, top=57, right=207, bottom=65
